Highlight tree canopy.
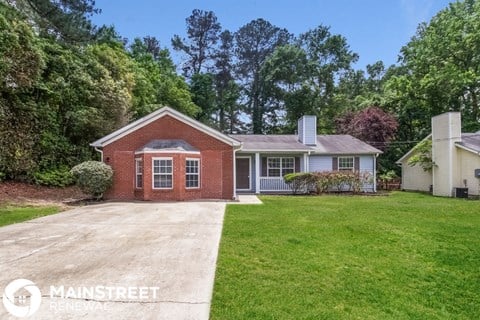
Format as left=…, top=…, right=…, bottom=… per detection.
left=2, top=0, right=479, bottom=182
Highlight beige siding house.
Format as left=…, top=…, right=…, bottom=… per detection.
left=397, top=112, right=480, bottom=197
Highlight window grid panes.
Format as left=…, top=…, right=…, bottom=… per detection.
left=153, top=158, right=173, bottom=189
left=135, top=159, right=143, bottom=189
left=338, top=157, right=354, bottom=171
left=186, top=159, right=200, bottom=188
left=267, top=157, right=295, bottom=177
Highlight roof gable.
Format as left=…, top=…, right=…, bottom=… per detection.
left=91, top=107, right=241, bottom=148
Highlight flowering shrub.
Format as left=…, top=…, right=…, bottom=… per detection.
left=284, top=171, right=373, bottom=194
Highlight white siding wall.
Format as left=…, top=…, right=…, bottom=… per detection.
left=303, top=116, right=317, bottom=145
left=400, top=158, right=432, bottom=192
left=458, top=149, right=480, bottom=196
left=360, top=155, right=375, bottom=191
left=309, top=155, right=332, bottom=172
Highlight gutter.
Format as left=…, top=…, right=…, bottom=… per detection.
left=232, top=143, right=244, bottom=200
left=94, top=147, right=103, bottom=162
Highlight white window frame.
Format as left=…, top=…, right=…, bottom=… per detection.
left=338, top=156, right=355, bottom=172
left=135, top=158, right=143, bottom=189
left=267, top=157, right=295, bottom=177
left=152, top=157, right=173, bottom=189
left=185, top=158, right=200, bottom=189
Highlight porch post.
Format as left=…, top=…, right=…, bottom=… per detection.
left=255, top=152, right=260, bottom=194
left=303, top=153, right=308, bottom=172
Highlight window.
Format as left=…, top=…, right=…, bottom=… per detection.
left=135, top=158, right=143, bottom=189
left=338, top=156, right=354, bottom=172
left=153, top=158, right=173, bottom=189
left=186, top=159, right=200, bottom=188
left=267, top=157, right=295, bottom=177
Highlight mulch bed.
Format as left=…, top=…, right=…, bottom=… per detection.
left=0, top=181, right=88, bottom=206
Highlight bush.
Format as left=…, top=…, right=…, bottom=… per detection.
left=33, top=167, right=74, bottom=187
left=284, top=173, right=317, bottom=194
left=314, top=171, right=372, bottom=194
left=70, top=161, right=113, bottom=199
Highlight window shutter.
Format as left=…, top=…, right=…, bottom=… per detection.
left=294, top=157, right=301, bottom=172
left=354, top=157, right=360, bottom=172
left=332, top=157, right=338, bottom=171
left=261, top=157, right=267, bottom=176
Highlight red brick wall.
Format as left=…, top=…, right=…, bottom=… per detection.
left=102, top=115, right=234, bottom=201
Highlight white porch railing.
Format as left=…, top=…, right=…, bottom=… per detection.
left=259, top=177, right=291, bottom=192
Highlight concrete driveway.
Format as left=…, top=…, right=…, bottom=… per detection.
left=0, top=202, right=226, bottom=320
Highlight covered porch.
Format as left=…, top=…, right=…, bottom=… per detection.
left=235, top=152, right=308, bottom=193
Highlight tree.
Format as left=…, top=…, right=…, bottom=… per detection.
left=335, top=106, right=398, bottom=151
left=190, top=73, right=216, bottom=123
left=386, top=0, right=480, bottom=135
left=213, top=30, right=240, bottom=133
left=129, top=37, right=200, bottom=119
left=9, top=0, right=100, bottom=44
left=260, top=44, right=310, bottom=131
left=297, top=25, right=359, bottom=132
left=172, top=9, right=221, bottom=77
left=235, top=18, right=291, bottom=133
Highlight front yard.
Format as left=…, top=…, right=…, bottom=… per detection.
left=0, top=205, right=60, bottom=227
left=211, top=192, right=480, bottom=319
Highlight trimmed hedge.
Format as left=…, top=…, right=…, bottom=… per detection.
left=70, top=161, right=113, bottom=199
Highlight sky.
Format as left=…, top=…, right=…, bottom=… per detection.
left=91, top=0, right=453, bottom=71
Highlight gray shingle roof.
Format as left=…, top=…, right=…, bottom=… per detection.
left=230, top=134, right=382, bottom=154
left=457, top=133, right=480, bottom=153
left=137, top=139, right=199, bottom=152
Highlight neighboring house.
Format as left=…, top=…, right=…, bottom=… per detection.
left=91, top=107, right=382, bottom=201
left=397, top=112, right=480, bottom=197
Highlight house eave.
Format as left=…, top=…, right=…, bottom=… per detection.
left=455, top=143, right=480, bottom=156
left=90, top=106, right=242, bottom=148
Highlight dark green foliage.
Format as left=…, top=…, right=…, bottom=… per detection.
left=0, top=3, right=197, bottom=182
left=283, top=172, right=317, bottom=194
left=13, top=0, right=100, bottom=44
left=33, top=167, right=74, bottom=187
left=70, top=161, right=113, bottom=199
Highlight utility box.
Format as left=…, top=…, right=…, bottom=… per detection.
left=475, top=169, right=480, bottom=178
left=455, top=187, right=469, bottom=198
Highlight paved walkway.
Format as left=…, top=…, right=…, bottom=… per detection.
left=0, top=202, right=225, bottom=320
left=233, top=195, right=263, bottom=204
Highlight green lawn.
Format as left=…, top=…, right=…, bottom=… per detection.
left=0, top=205, right=60, bottom=227
left=211, top=192, right=480, bottom=319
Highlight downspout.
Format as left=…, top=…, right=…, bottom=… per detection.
left=94, top=147, right=104, bottom=162
left=232, top=143, right=243, bottom=200
left=374, top=153, right=378, bottom=192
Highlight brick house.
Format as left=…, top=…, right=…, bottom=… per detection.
left=91, top=107, right=381, bottom=201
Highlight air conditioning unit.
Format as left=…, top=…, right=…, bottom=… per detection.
left=455, top=187, right=468, bottom=199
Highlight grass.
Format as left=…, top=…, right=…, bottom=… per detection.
left=0, top=204, right=60, bottom=227
left=210, top=192, right=480, bottom=319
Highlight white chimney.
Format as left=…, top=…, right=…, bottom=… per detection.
left=431, top=112, right=462, bottom=197
left=298, top=115, right=317, bottom=145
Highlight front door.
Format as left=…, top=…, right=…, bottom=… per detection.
left=236, top=158, right=250, bottom=190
